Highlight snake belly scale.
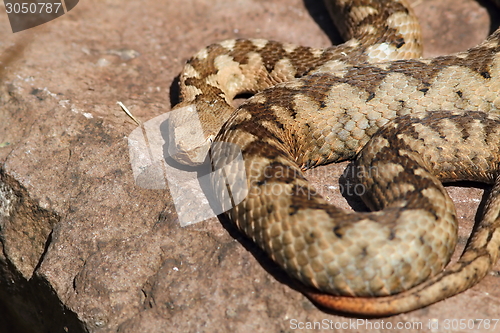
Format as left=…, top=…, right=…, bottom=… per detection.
left=168, top=0, right=500, bottom=315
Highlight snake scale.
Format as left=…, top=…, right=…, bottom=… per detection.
left=168, top=0, right=500, bottom=315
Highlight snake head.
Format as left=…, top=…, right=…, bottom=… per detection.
left=168, top=103, right=214, bottom=166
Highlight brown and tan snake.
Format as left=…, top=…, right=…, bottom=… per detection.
left=168, top=0, right=500, bottom=315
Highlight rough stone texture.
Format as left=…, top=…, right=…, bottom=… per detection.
left=0, top=0, right=499, bottom=332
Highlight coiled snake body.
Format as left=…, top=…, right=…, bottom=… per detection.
left=168, top=0, right=500, bottom=315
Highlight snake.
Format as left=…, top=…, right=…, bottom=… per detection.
left=167, top=0, right=500, bottom=315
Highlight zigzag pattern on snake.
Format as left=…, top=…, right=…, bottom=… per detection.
left=168, top=0, right=500, bottom=315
